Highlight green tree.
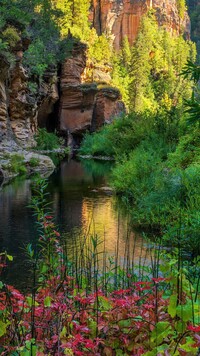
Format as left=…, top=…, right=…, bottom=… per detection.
left=111, top=37, right=132, bottom=107
left=129, top=12, right=196, bottom=113
left=181, top=61, right=200, bottom=124
left=53, top=0, right=91, bottom=41
left=129, top=14, right=161, bottom=111
left=176, top=0, right=186, bottom=18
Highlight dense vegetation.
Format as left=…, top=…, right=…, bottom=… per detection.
left=1, top=0, right=200, bottom=355
left=0, top=0, right=111, bottom=86
left=112, top=13, right=196, bottom=109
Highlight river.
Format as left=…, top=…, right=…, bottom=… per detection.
left=0, top=158, right=150, bottom=290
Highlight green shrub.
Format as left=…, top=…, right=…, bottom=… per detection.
left=167, top=129, right=200, bottom=169
left=79, top=129, right=115, bottom=157
left=176, top=0, right=186, bottom=18
left=28, top=82, right=38, bottom=95
left=80, top=112, right=157, bottom=157
left=2, top=26, right=20, bottom=48
left=9, top=154, right=27, bottom=174
left=0, top=38, right=8, bottom=51
left=111, top=137, right=200, bottom=256
left=29, top=157, right=40, bottom=167
left=35, top=128, right=64, bottom=151
left=111, top=136, right=169, bottom=199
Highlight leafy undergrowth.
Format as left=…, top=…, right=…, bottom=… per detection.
left=0, top=273, right=200, bottom=355
left=0, top=180, right=199, bottom=356
left=35, top=128, right=65, bottom=151
left=0, top=274, right=200, bottom=355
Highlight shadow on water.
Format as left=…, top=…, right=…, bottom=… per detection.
left=0, top=158, right=151, bottom=290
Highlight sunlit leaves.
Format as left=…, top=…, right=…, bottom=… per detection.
left=168, top=294, right=178, bottom=318
left=0, top=321, right=10, bottom=337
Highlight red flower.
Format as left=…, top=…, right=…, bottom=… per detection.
left=188, top=324, right=200, bottom=332
left=45, top=215, right=53, bottom=220
left=53, top=230, right=60, bottom=237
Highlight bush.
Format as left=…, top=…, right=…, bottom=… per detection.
left=111, top=136, right=200, bottom=256
left=80, top=112, right=157, bottom=157
left=167, top=129, right=200, bottom=169
left=35, top=128, right=64, bottom=151
left=2, top=26, right=20, bottom=48
left=10, top=154, right=27, bottom=174
left=112, top=135, right=170, bottom=199
left=23, top=39, right=54, bottom=78
left=79, top=129, right=115, bottom=157
left=29, top=157, right=40, bottom=167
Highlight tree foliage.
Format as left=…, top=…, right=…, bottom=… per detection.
left=128, top=13, right=196, bottom=112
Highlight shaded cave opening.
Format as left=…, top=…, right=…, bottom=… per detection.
left=37, top=99, right=60, bottom=133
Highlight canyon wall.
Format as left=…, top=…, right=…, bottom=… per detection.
left=0, top=56, right=10, bottom=143
left=59, top=42, right=125, bottom=144
left=0, top=41, right=59, bottom=149
left=91, top=0, right=190, bottom=50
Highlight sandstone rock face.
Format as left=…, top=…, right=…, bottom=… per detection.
left=60, top=84, right=98, bottom=135
left=9, top=59, right=37, bottom=147
left=37, top=69, right=59, bottom=129
left=0, top=56, right=11, bottom=142
left=59, top=43, right=98, bottom=136
left=0, top=41, right=59, bottom=148
left=91, top=0, right=190, bottom=50
left=59, top=43, right=125, bottom=139
left=61, top=43, right=87, bottom=86
left=93, top=88, right=125, bottom=130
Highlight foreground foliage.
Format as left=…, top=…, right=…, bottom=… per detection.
left=0, top=181, right=200, bottom=355
left=1, top=270, right=200, bottom=355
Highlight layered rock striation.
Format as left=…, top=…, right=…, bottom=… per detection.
left=93, top=87, right=124, bottom=130
left=0, top=39, right=59, bottom=149
left=91, top=0, right=190, bottom=50
left=59, top=42, right=125, bottom=142
left=0, top=39, right=58, bottom=181
left=0, top=56, right=10, bottom=143
left=59, top=43, right=98, bottom=135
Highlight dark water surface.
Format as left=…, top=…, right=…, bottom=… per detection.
left=0, top=158, right=148, bottom=290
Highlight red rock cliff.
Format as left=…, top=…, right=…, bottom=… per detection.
left=0, top=38, right=59, bottom=149
left=59, top=42, right=125, bottom=142
left=91, top=0, right=190, bottom=50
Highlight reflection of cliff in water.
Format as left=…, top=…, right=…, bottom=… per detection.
left=0, top=158, right=150, bottom=290
left=49, top=159, right=110, bottom=231
left=49, top=159, right=148, bottom=266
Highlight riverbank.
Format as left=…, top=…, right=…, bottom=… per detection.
left=0, top=148, right=55, bottom=186
left=0, top=140, right=70, bottom=187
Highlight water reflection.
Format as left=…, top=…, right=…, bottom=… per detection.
left=0, top=178, right=37, bottom=289
left=0, top=158, right=150, bottom=290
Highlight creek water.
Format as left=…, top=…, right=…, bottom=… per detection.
left=0, top=158, right=150, bottom=290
